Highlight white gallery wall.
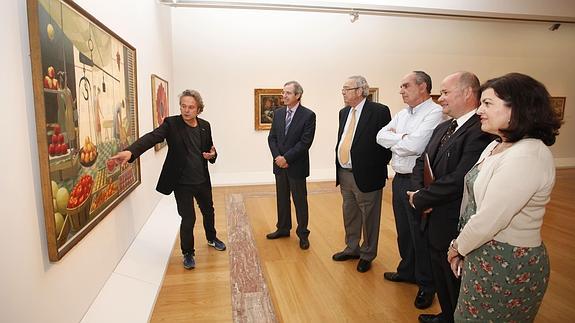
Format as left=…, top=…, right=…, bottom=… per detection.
left=0, top=1, right=574, bottom=322
left=171, top=7, right=575, bottom=186
left=0, top=0, right=173, bottom=322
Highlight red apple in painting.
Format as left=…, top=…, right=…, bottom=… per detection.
left=44, top=76, right=51, bottom=89
left=51, top=134, right=58, bottom=144
left=53, top=124, right=61, bottom=135
left=58, top=133, right=64, bottom=144
left=48, top=144, right=55, bottom=156
left=62, top=143, right=68, bottom=154
left=47, top=66, right=55, bottom=79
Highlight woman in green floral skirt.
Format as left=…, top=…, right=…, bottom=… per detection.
left=447, top=73, right=561, bottom=322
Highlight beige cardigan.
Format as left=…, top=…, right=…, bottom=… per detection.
left=456, top=138, right=555, bottom=256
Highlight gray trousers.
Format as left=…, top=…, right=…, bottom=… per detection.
left=338, top=168, right=383, bottom=261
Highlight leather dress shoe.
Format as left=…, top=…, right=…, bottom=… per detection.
left=383, top=272, right=416, bottom=284
left=299, top=238, right=310, bottom=250
left=332, top=251, right=360, bottom=261
left=418, top=313, right=443, bottom=323
left=414, top=289, right=434, bottom=309
left=356, top=259, right=372, bottom=273
left=266, top=231, right=290, bottom=239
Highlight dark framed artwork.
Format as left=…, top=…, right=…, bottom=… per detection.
left=151, top=74, right=169, bottom=151
left=27, top=0, right=141, bottom=261
left=255, top=88, right=283, bottom=130
left=550, top=97, right=566, bottom=121
left=431, top=94, right=440, bottom=104
left=368, top=88, right=379, bottom=102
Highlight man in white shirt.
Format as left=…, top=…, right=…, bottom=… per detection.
left=377, top=71, right=443, bottom=309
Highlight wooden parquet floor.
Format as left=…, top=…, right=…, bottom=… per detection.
left=150, top=169, right=575, bottom=322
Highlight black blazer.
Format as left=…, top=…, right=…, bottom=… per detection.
left=268, top=104, right=316, bottom=179
left=126, top=115, right=217, bottom=195
left=412, top=114, right=492, bottom=250
left=335, top=100, right=392, bottom=193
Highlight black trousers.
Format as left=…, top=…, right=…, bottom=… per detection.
left=392, top=174, right=435, bottom=292
left=274, top=169, right=310, bottom=239
left=429, top=245, right=460, bottom=323
left=174, top=181, right=217, bottom=255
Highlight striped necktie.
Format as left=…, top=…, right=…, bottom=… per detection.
left=285, top=109, right=293, bottom=135
left=440, top=119, right=458, bottom=147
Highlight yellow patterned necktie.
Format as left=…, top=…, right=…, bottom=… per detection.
left=339, top=108, right=356, bottom=165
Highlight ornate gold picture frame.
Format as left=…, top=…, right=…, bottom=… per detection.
left=550, top=97, right=566, bottom=121
left=255, top=88, right=283, bottom=130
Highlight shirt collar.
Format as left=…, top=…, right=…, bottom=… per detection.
left=454, top=108, right=477, bottom=128
left=352, top=98, right=366, bottom=114
left=408, top=97, right=433, bottom=114
left=287, top=102, right=300, bottom=114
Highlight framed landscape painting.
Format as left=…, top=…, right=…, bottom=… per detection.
left=27, top=0, right=141, bottom=261
left=151, top=74, right=169, bottom=150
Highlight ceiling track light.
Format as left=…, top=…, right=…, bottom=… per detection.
left=350, top=10, right=359, bottom=23
left=160, top=1, right=575, bottom=25
left=549, top=23, right=561, bottom=31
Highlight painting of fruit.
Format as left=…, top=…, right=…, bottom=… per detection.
left=29, top=0, right=141, bottom=261
left=66, top=174, right=93, bottom=209
left=48, top=123, right=69, bottom=157
left=43, top=66, right=59, bottom=90
left=79, top=136, right=98, bottom=166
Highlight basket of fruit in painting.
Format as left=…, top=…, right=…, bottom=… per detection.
left=55, top=213, right=71, bottom=247
left=66, top=174, right=94, bottom=231
left=79, top=136, right=98, bottom=167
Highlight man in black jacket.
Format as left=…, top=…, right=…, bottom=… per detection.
left=267, top=81, right=316, bottom=250
left=332, top=75, right=392, bottom=273
left=111, top=89, right=225, bottom=270
left=409, top=72, right=492, bottom=323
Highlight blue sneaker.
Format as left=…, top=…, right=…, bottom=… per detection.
left=183, top=253, right=195, bottom=269
left=207, top=237, right=226, bottom=251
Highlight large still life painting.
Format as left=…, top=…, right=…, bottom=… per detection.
left=27, top=0, right=141, bottom=261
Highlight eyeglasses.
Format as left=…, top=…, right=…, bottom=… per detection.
left=341, top=87, right=360, bottom=94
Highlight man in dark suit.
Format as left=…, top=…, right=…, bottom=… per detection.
left=110, top=89, right=226, bottom=270
left=408, top=72, right=492, bottom=323
left=267, top=81, right=316, bottom=250
left=332, top=75, right=392, bottom=273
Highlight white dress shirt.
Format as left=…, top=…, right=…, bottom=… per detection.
left=286, top=103, right=299, bottom=120
left=338, top=98, right=366, bottom=168
left=452, top=108, right=476, bottom=134
left=376, top=98, right=443, bottom=174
